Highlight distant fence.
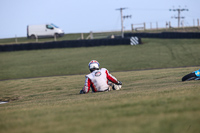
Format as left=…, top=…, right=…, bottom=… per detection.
left=0, top=38, right=141, bottom=52
left=2, top=31, right=198, bottom=52
left=125, top=32, right=200, bottom=39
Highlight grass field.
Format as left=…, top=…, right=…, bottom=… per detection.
left=0, top=38, right=200, bottom=80
left=0, top=26, right=199, bottom=45
left=0, top=67, right=200, bottom=133
left=0, top=38, right=200, bottom=133
left=0, top=33, right=89, bottom=45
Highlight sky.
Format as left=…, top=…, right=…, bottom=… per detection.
left=0, top=0, right=199, bottom=38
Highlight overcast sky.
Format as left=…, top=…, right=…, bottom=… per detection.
left=0, top=0, right=199, bottom=38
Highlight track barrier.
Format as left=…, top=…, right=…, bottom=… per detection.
left=0, top=37, right=142, bottom=52
left=125, top=32, right=200, bottom=39
left=1, top=31, right=199, bottom=52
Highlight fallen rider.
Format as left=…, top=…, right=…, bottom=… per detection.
left=80, top=60, right=122, bottom=94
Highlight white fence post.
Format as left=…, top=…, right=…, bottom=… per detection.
left=131, top=24, right=134, bottom=32
left=81, top=33, right=84, bottom=39
left=54, top=34, right=57, bottom=41
left=144, top=23, right=146, bottom=30
left=15, top=35, right=18, bottom=43
left=36, top=35, right=38, bottom=42
left=90, top=31, right=93, bottom=39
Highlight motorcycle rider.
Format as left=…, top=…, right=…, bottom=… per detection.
left=80, top=60, right=122, bottom=94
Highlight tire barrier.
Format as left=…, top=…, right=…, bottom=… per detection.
left=125, top=32, right=200, bottom=39
left=0, top=37, right=141, bottom=52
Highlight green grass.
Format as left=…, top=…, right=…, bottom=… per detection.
left=0, top=67, right=200, bottom=133
left=1, top=26, right=199, bottom=45
left=0, top=33, right=90, bottom=45
left=0, top=38, right=200, bottom=80
left=0, top=38, right=200, bottom=133
left=0, top=32, right=118, bottom=45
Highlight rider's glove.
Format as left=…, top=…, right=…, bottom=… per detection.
left=80, top=90, right=85, bottom=94
left=116, top=81, right=122, bottom=85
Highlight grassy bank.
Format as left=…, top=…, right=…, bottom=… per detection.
left=0, top=39, right=200, bottom=80
left=1, top=26, right=200, bottom=45
left=0, top=67, right=200, bottom=133
left=0, top=33, right=91, bottom=45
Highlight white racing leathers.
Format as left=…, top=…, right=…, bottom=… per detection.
left=83, top=68, right=118, bottom=93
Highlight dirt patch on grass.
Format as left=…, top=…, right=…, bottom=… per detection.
left=0, top=96, right=19, bottom=102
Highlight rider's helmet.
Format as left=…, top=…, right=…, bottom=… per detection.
left=88, top=60, right=100, bottom=72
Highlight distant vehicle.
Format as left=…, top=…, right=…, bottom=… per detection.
left=27, top=23, right=64, bottom=39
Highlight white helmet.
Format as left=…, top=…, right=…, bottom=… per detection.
left=88, top=60, right=100, bottom=71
